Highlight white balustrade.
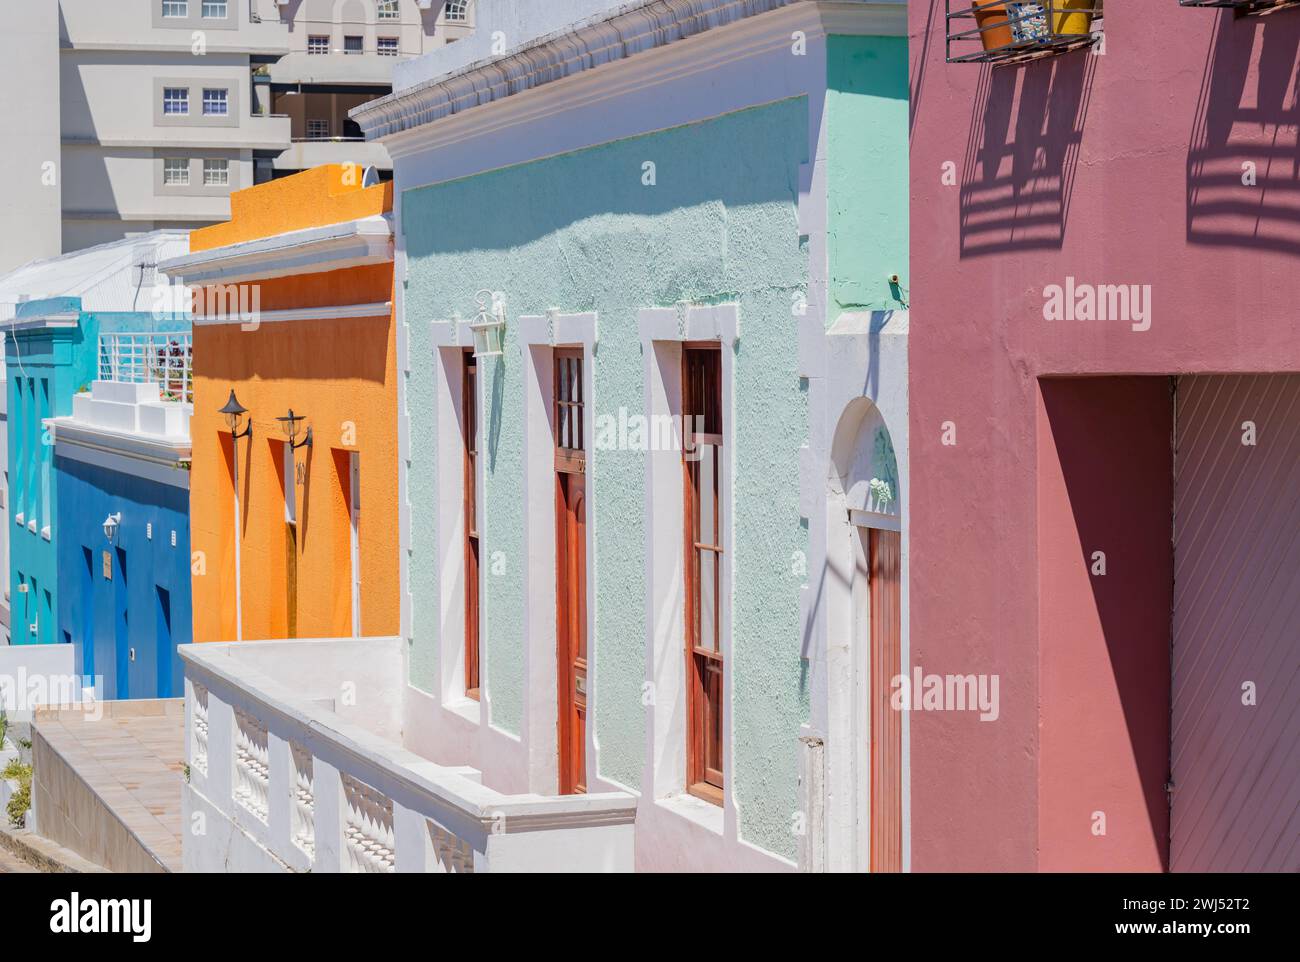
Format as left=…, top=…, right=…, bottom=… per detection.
left=180, top=637, right=637, bottom=873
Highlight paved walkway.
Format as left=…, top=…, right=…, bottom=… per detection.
left=33, top=700, right=185, bottom=872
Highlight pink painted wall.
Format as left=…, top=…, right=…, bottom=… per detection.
left=908, top=4, right=1300, bottom=870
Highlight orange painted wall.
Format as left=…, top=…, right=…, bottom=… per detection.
left=189, top=165, right=399, bottom=643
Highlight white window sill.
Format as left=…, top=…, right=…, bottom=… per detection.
left=40, top=526, right=50, bottom=542
left=13, top=514, right=23, bottom=527
left=27, top=520, right=37, bottom=534
left=655, top=791, right=724, bottom=837
left=444, top=695, right=481, bottom=727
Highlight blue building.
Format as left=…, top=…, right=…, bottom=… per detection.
left=0, top=232, right=191, bottom=698
left=51, top=380, right=192, bottom=699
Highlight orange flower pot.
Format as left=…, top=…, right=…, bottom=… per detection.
left=973, top=2, right=1013, bottom=53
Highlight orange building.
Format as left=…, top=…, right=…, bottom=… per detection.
left=160, top=165, right=399, bottom=643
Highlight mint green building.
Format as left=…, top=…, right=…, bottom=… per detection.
left=354, top=0, right=910, bottom=871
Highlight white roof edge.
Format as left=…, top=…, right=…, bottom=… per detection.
left=157, top=214, right=394, bottom=284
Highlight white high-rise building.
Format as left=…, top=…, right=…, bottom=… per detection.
left=52, top=1, right=473, bottom=253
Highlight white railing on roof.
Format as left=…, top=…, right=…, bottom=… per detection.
left=99, top=332, right=193, bottom=403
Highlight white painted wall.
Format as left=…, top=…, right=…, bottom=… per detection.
left=0, top=2, right=62, bottom=275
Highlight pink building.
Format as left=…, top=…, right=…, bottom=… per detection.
left=909, top=3, right=1299, bottom=871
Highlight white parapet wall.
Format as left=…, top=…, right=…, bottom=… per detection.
left=0, top=643, right=86, bottom=722
left=180, top=637, right=637, bottom=873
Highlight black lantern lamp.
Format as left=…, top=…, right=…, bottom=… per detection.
left=219, top=390, right=252, bottom=441
left=277, top=408, right=313, bottom=450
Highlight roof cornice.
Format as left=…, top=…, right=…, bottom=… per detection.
left=157, top=214, right=393, bottom=285
left=351, top=0, right=906, bottom=143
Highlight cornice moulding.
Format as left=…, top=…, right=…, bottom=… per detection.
left=353, top=0, right=905, bottom=146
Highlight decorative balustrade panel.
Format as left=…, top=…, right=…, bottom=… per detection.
left=429, top=820, right=474, bottom=873
left=192, top=684, right=209, bottom=777
left=234, top=709, right=270, bottom=824
left=290, top=742, right=315, bottom=860
left=342, top=772, right=396, bottom=873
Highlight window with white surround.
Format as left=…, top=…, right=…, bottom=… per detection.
left=201, top=0, right=227, bottom=17
left=163, top=158, right=190, bottom=186
left=307, top=119, right=330, bottom=139
left=378, top=0, right=399, bottom=20
left=377, top=37, right=398, bottom=56
left=163, top=87, right=189, bottom=115
left=308, top=35, right=329, bottom=54
left=443, top=1, right=468, bottom=23
left=203, top=158, right=229, bottom=186
left=162, top=0, right=187, bottom=17
left=203, top=88, right=229, bottom=116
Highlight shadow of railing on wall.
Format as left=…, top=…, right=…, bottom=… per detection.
left=959, top=49, right=1098, bottom=257
left=1186, top=9, right=1300, bottom=253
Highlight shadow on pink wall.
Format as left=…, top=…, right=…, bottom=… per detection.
left=1187, top=9, right=1300, bottom=254
left=1037, top=377, right=1172, bottom=872
left=959, top=52, right=1098, bottom=257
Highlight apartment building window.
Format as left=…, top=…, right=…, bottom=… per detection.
left=307, top=119, right=330, bottom=140
left=162, top=1, right=188, bottom=17
left=378, top=0, right=399, bottom=20
left=202, top=88, right=229, bottom=116
left=683, top=345, right=724, bottom=803
left=377, top=37, right=398, bottom=56
left=344, top=35, right=364, bottom=55
left=462, top=351, right=481, bottom=699
left=203, top=158, right=230, bottom=186
left=201, top=0, right=227, bottom=17
left=163, top=158, right=190, bottom=185
left=444, top=1, right=469, bottom=23
left=308, top=35, right=329, bottom=54
left=163, top=87, right=189, bottom=115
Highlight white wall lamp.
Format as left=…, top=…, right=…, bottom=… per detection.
left=103, top=512, right=122, bottom=545
left=469, top=288, right=507, bottom=358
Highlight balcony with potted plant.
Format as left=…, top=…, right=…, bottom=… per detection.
left=947, top=1, right=1103, bottom=64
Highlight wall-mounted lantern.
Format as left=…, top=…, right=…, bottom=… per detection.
left=469, top=288, right=507, bottom=358
left=219, top=389, right=252, bottom=442
left=277, top=408, right=313, bottom=450
left=103, top=512, right=122, bottom=545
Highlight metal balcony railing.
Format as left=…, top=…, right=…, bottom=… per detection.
left=99, top=332, right=193, bottom=403
left=1178, top=0, right=1300, bottom=11
left=947, top=2, right=1102, bottom=65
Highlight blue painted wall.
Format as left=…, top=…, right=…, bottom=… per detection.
left=55, top=456, right=191, bottom=699
left=5, top=296, right=186, bottom=654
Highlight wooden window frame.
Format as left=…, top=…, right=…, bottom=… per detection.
left=682, top=344, right=724, bottom=804
left=462, top=350, right=480, bottom=700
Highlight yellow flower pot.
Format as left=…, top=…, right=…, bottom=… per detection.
left=1052, top=0, right=1094, bottom=37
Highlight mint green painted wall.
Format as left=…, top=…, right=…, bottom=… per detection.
left=403, top=98, right=811, bottom=857
left=826, top=35, right=910, bottom=320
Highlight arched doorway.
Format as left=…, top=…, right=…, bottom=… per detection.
left=828, top=397, right=902, bottom=872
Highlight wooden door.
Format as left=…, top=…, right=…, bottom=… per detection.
left=868, top=527, right=902, bottom=872
left=554, top=349, right=587, bottom=795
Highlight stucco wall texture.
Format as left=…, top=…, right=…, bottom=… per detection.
left=189, top=167, right=400, bottom=645
left=908, top=4, right=1300, bottom=870
left=403, top=99, right=810, bottom=857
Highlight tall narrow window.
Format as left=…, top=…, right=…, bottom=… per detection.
left=462, top=351, right=480, bottom=699
left=554, top=348, right=587, bottom=794
left=683, top=345, right=724, bottom=802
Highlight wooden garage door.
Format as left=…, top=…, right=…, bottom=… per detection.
left=1171, top=374, right=1300, bottom=872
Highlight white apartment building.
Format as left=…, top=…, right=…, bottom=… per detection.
left=55, top=1, right=473, bottom=254
left=268, top=0, right=473, bottom=177
left=0, top=4, right=62, bottom=276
